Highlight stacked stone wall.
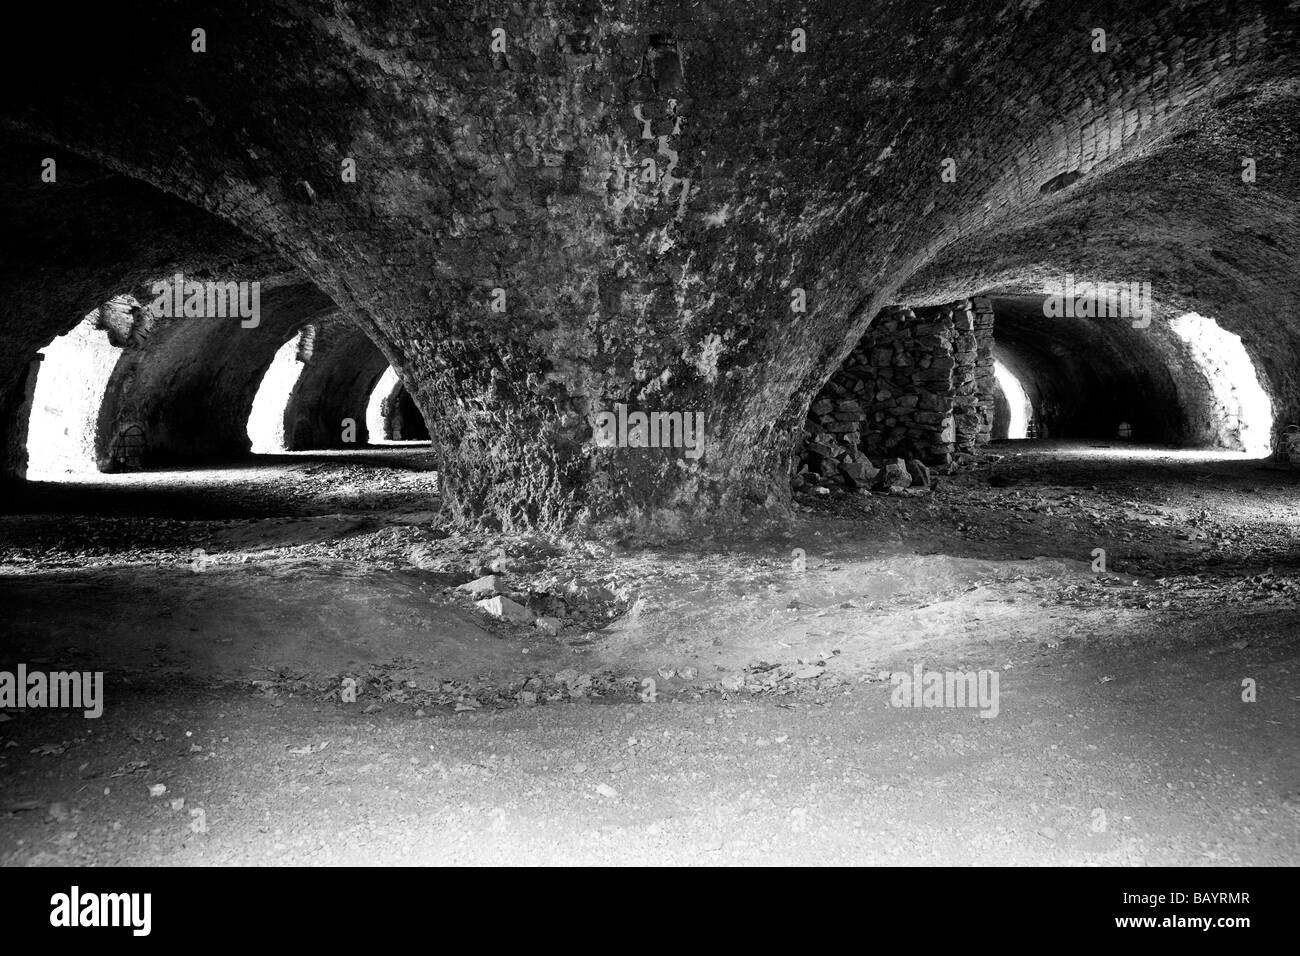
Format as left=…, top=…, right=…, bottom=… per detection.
left=796, top=299, right=996, bottom=492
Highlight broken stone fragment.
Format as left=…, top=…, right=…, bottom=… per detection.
left=905, top=458, right=931, bottom=489
left=553, top=670, right=593, bottom=697
left=874, top=459, right=913, bottom=493
left=407, top=543, right=452, bottom=571
left=840, top=459, right=880, bottom=487
left=565, top=581, right=617, bottom=602
left=457, top=574, right=501, bottom=598
left=475, top=595, right=535, bottom=624
left=535, top=616, right=562, bottom=636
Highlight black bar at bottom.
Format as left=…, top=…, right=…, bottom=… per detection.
left=0, top=866, right=1282, bottom=942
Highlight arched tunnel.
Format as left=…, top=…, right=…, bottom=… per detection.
left=0, top=2, right=1298, bottom=875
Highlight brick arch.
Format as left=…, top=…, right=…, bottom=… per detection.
left=987, top=295, right=1199, bottom=445
left=282, top=320, right=392, bottom=450
left=0, top=131, right=288, bottom=479
left=4, top=2, right=1297, bottom=527
left=374, top=379, right=432, bottom=443
left=898, top=80, right=1300, bottom=453
left=94, top=281, right=339, bottom=468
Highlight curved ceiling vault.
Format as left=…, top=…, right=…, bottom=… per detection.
left=0, top=131, right=409, bottom=476
left=2, top=3, right=1297, bottom=528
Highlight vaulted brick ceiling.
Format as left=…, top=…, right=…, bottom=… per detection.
left=3, top=2, right=1297, bottom=530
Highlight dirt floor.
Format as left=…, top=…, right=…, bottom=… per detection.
left=1, top=441, right=1297, bottom=864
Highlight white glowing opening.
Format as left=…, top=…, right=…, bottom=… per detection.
left=1170, top=312, right=1273, bottom=457
left=247, top=333, right=306, bottom=454
left=365, top=366, right=402, bottom=445
left=26, top=313, right=122, bottom=478
left=994, top=358, right=1032, bottom=440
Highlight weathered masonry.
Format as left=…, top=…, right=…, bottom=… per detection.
left=798, top=299, right=996, bottom=491
left=2, top=3, right=1299, bottom=531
